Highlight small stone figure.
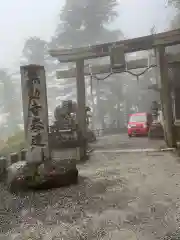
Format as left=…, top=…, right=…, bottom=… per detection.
left=49, top=100, right=95, bottom=148
left=49, top=100, right=78, bottom=149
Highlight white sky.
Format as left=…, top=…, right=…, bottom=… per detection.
left=0, top=0, right=175, bottom=70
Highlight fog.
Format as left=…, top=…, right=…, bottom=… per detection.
left=0, top=0, right=178, bottom=139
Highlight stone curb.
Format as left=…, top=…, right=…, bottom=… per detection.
left=0, top=149, right=28, bottom=177
left=93, top=148, right=176, bottom=153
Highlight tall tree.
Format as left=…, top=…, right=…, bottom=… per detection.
left=50, top=0, right=122, bottom=127
left=0, top=70, right=21, bottom=139
left=51, top=0, right=121, bottom=48
left=168, top=0, right=180, bottom=8
left=21, top=36, right=62, bottom=118
left=168, top=0, right=180, bottom=28
left=96, top=75, right=125, bottom=128
left=22, top=37, right=48, bottom=66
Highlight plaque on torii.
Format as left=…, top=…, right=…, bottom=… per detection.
left=110, top=44, right=126, bottom=73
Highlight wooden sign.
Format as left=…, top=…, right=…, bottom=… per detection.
left=20, top=65, right=49, bottom=163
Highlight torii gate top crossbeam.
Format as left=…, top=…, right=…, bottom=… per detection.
left=49, top=29, right=180, bottom=62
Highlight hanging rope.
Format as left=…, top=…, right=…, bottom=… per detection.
left=92, top=64, right=155, bottom=81
left=91, top=61, right=156, bottom=113
left=93, top=72, right=113, bottom=81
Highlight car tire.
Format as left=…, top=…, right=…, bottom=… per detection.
left=128, top=134, right=132, bottom=138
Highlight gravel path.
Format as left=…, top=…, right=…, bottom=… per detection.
left=90, top=134, right=166, bottom=150
left=0, top=150, right=180, bottom=239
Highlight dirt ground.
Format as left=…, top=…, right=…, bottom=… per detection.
left=1, top=148, right=180, bottom=239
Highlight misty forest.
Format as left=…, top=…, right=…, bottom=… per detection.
left=1, top=1, right=180, bottom=240
left=0, top=0, right=179, bottom=148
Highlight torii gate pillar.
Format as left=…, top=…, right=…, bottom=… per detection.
left=156, top=46, right=175, bottom=147
left=76, top=59, right=87, bottom=160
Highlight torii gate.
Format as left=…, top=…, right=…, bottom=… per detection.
left=49, top=29, right=180, bottom=158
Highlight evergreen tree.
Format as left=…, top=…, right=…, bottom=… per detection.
left=21, top=36, right=62, bottom=118
left=0, top=70, right=21, bottom=138
left=168, top=0, right=180, bottom=8
left=168, top=0, right=180, bottom=28
left=51, top=0, right=121, bottom=48
left=22, top=37, right=48, bottom=65
left=50, top=0, right=122, bottom=127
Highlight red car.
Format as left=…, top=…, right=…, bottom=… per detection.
left=127, top=112, right=153, bottom=137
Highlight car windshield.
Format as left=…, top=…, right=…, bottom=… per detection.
left=129, top=114, right=147, bottom=122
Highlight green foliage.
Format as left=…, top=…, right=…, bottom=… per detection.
left=168, top=0, right=180, bottom=8
left=49, top=0, right=122, bottom=123
left=60, top=0, right=118, bottom=26
left=0, top=130, right=27, bottom=156
left=22, top=37, right=48, bottom=66
left=0, top=70, right=16, bottom=107
left=0, top=69, right=22, bottom=139
left=168, top=0, right=180, bottom=28
left=52, top=0, right=121, bottom=48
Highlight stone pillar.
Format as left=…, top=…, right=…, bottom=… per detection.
left=20, top=65, right=50, bottom=163
left=170, top=63, right=180, bottom=124
left=20, top=149, right=27, bottom=161
left=10, top=153, right=19, bottom=164
left=156, top=46, right=174, bottom=147
left=76, top=59, right=87, bottom=160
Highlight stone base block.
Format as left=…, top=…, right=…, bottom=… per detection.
left=7, top=160, right=78, bottom=193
